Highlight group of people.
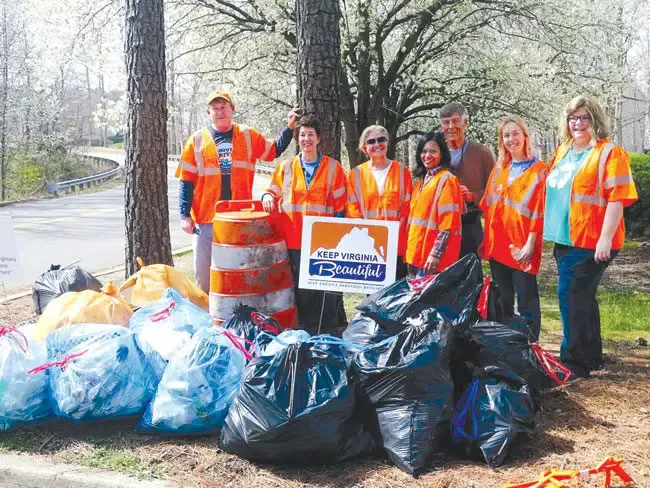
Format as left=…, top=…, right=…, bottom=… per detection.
left=176, top=90, right=637, bottom=381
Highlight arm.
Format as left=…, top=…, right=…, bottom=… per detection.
left=346, top=169, right=362, bottom=218
left=262, top=162, right=285, bottom=214
left=594, top=202, right=624, bottom=263
left=331, top=164, right=347, bottom=218
left=401, top=167, right=413, bottom=224
left=255, top=105, right=300, bottom=162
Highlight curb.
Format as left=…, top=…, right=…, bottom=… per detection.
left=0, top=453, right=181, bottom=488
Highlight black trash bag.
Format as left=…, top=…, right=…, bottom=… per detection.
left=32, top=264, right=102, bottom=315
left=220, top=340, right=374, bottom=464
left=351, top=308, right=454, bottom=476
left=504, top=314, right=537, bottom=342
left=456, top=322, right=570, bottom=393
left=341, top=312, right=406, bottom=347
left=484, top=276, right=507, bottom=324
left=220, top=304, right=280, bottom=356
left=357, top=254, right=483, bottom=333
left=451, top=366, right=538, bottom=468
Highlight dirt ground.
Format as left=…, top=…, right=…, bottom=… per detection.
left=1, top=248, right=649, bottom=487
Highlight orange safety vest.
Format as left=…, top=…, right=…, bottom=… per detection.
left=548, top=139, right=638, bottom=250
left=405, top=169, right=463, bottom=271
left=266, top=155, right=347, bottom=250
left=346, top=160, right=413, bottom=256
left=480, top=159, right=547, bottom=274
left=175, top=124, right=277, bottom=224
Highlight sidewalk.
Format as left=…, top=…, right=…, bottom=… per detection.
left=0, top=453, right=180, bottom=488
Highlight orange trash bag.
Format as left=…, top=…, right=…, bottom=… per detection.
left=33, top=282, right=133, bottom=340
left=120, top=257, right=209, bottom=311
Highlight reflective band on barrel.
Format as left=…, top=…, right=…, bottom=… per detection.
left=211, top=240, right=289, bottom=269
left=209, top=287, right=295, bottom=318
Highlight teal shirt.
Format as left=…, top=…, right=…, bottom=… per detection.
left=543, top=147, right=592, bottom=245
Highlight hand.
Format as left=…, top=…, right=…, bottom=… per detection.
left=261, top=193, right=277, bottom=214
left=180, top=217, right=195, bottom=235
left=423, top=255, right=440, bottom=275
left=515, top=241, right=534, bottom=264
left=287, top=105, right=301, bottom=129
left=594, top=235, right=613, bottom=263
left=460, top=185, right=474, bottom=203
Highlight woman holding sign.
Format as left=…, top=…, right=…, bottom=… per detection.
left=261, top=115, right=348, bottom=333
left=406, top=132, right=463, bottom=277
left=346, top=125, right=413, bottom=279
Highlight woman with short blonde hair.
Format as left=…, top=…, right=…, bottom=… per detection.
left=347, top=125, right=412, bottom=279
left=543, top=94, right=637, bottom=378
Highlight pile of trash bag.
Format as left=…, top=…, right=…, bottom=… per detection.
left=32, top=264, right=102, bottom=315
left=40, top=323, right=157, bottom=421
left=220, top=338, right=374, bottom=464
left=120, top=258, right=209, bottom=310
left=451, top=366, right=538, bottom=468
left=33, top=285, right=133, bottom=340
left=0, top=326, right=51, bottom=431
left=351, top=308, right=454, bottom=476
left=137, top=328, right=247, bottom=435
left=129, top=288, right=213, bottom=377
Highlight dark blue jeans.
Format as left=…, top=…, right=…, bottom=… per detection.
left=553, top=244, right=617, bottom=377
left=460, top=213, right=483, bottom=257
left=489, top=260, right=541, bottom=340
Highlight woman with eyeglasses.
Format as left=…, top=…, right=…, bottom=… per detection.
left=405, top=131, right=463, bottom=277
left=479, top=115, right=547, bottom=339
left=347, top=125, right=413, bottom=279
left=544, top=94, right=637, bottom=378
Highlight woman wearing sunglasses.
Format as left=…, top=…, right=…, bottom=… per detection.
left=346, top=125, right=413, bottom=279
left=544, top=94, right=637, bottom=378
left=405, top=131, right=463, bottom=277
left=479, top=115, right=547, bottom=339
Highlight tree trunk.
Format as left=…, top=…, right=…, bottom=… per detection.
left=124, top=0, right=172, bottom=276
left=295, top=0, right=341, bottom=161
left=0, top=6, right=8, bottom=201
left=85, top=65, right=93, bottom=146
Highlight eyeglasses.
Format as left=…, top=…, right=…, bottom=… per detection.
left=567, top=115, right=591, bottom=124
left=366, top=136, right=387, bottom=145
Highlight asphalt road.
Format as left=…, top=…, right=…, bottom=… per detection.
left=1, top=149, right=270, bottom=289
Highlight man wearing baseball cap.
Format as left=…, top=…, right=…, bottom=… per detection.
left=176, top=90, right=300, bottom=293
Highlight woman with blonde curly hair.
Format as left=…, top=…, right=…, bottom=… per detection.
left=544, top=94, right=638, bottom=377
left=480, top=115, right=547, bottom=339
left=347, top=125, right=413, bottom=279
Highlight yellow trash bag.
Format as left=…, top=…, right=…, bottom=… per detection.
left=33, top=282, right=133, bottom=340
left=120, top=258, right=209, bottom=311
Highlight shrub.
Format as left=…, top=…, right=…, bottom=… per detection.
left=625, top=152, right=650, bottom=237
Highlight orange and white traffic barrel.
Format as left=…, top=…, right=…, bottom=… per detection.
left=210, top=200, right=298, bottom=328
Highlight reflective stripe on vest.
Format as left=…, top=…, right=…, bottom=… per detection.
left=352, top=166, right=367, bottom=218
left=260, top=139, right=273, bottom=161
left=240, top=126, right=253, bottom=162
left=485, top=165, right=541, bottom=218
left=407, top=171, right=452, bottom=231
left=399, top=164, right=405, bottom=204
left=332, top=186, right=346, bottom=199
left=604, top=174, right=633, bottom=189
left=281, top=156, right=337, bottom=215
left=573, top=142, right=614, bottom=207
left=179, top=161, right=197, bottom=173
left=232, top=160, right=255, bottom=172
left=194, top=132, right=205, bottom=175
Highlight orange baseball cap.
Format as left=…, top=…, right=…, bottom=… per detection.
left=206, top=90, right=233, bottom=105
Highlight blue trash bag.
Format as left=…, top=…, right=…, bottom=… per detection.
left=129, top=288, right=213, bottom=377
left=261, top=329, right=311, bottom=356
left=351, top=308, right=454, bottom=477
left=0, top=326, right=51, bottom=431
left=451, top=366, right=538, bottom=468
left=220, top=337, right=375, bottom=464
left=44, top=323, right=158, bottom=421
left=137, top=328, right=247, bottom=434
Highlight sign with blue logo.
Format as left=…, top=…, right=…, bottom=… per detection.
left=299, top=217, right=399, bottom=294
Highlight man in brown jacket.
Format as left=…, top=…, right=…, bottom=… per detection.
left=438, top=102, right=495, bottom=257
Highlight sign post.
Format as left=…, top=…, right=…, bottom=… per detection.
left=299, top=216, right=400, bottom=295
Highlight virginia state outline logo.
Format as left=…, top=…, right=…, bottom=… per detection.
left=308, top=221, right=389, bottom=282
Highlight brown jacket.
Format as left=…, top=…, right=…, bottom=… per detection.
left=451, top=140, right=495, bottom=211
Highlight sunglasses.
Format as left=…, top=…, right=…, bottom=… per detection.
left=366, top=136, right=388, bottom=145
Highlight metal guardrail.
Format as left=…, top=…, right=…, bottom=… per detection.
left=168, top=155, right=275, bottom=175
left=46, top=155, right=121, bottom=196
